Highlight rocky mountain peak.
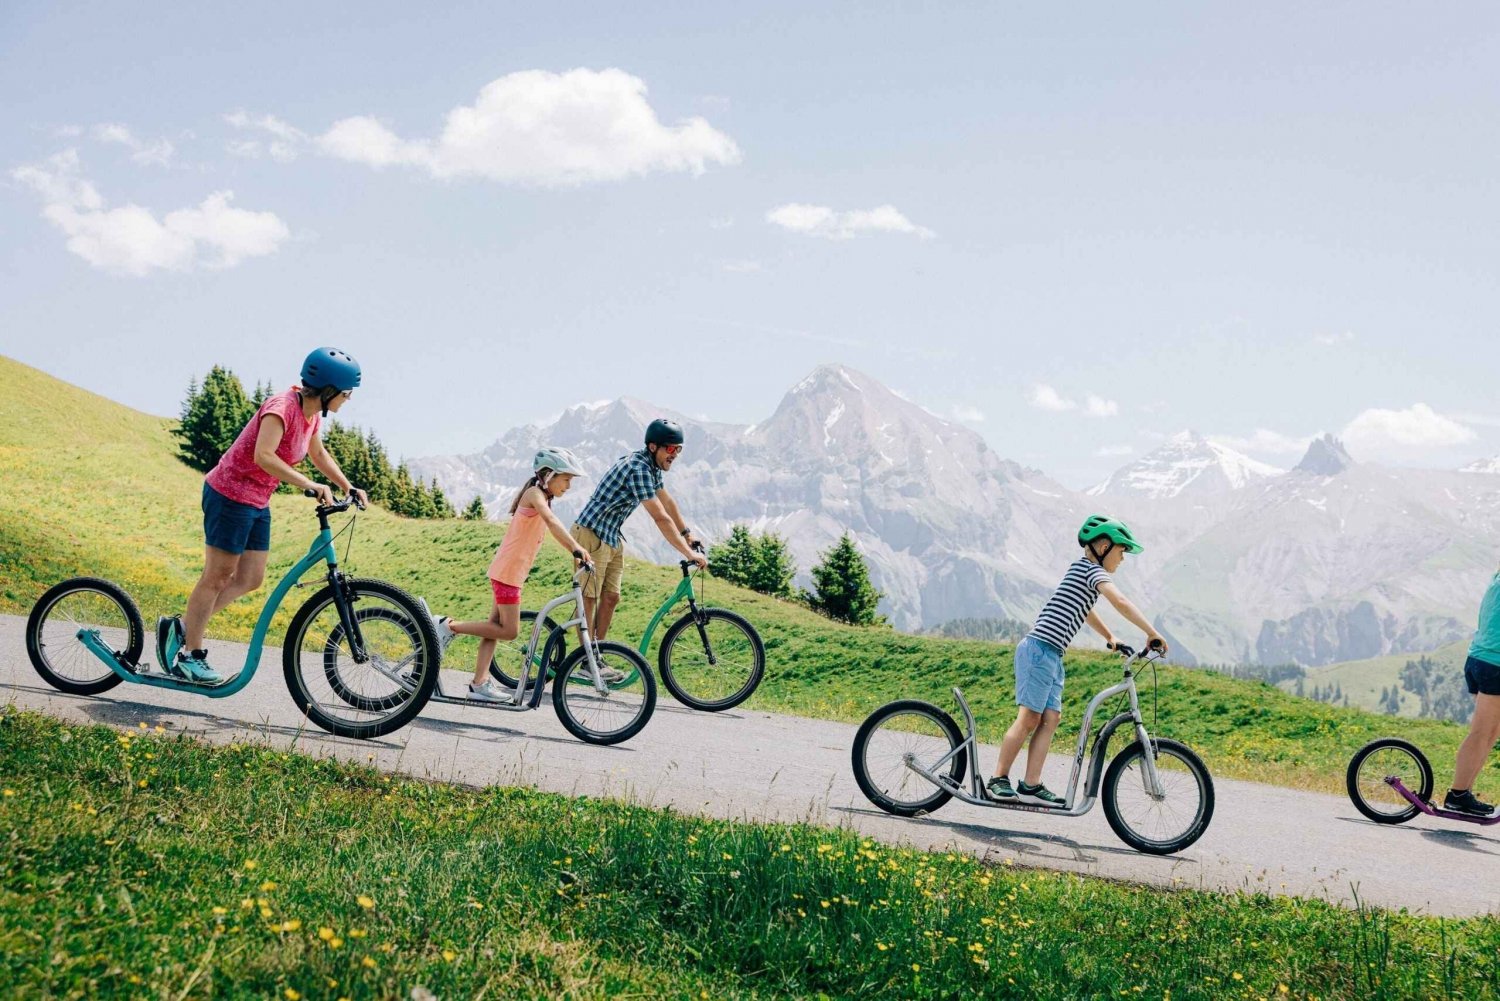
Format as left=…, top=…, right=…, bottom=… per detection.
left=1088, top=430, right=1281, bottom=499
left=1294, top=434, right=1354, bottom=476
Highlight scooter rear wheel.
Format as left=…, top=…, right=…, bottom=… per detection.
left=25, top=577, right=137, bottom=695
left=851, top=700, right=967, bottom=817
left=1346, top=737, right=1433, bottom=825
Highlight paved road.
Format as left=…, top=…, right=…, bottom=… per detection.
left=3, top=613, right=1495, bottom=917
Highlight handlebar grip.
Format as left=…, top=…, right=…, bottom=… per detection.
left=1147, top=637, right=1166, bottom=652
left=303, top=488, right=320, bottom=498
left=690, top=540, right=706, bottom=554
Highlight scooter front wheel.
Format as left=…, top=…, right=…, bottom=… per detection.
left=851, top=700, right=967, bottom=817
left=552, top=641, right=656, bottom=745
left=1102, top=738, right=1214, bottom=855
left=1346, top=737, right=1433, bottom=825
left=283, top=578, right=439, bottom=739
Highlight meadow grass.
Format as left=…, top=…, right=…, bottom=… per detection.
left=1, top=709, right=1496, bottom=1001
left=0, top=354, right=1485, bottom=796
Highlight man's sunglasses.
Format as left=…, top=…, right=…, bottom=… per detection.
left=656, top=444, right=683, bottom=456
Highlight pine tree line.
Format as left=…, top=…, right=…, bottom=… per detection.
left=175, top=366, right=455, bottom=519
left=708, top=525, right=885, bottom=627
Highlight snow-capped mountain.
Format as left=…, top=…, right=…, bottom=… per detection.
left=1460, top=457, right=1500, bottom=475
left=412, top=365, right=1087, bottom=630
left=1087, top=431, right=1282, bottom=499
left=412, top=367, right=1500, bottom=667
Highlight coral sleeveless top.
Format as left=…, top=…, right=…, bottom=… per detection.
left=487, top=507, right=547, bottom=587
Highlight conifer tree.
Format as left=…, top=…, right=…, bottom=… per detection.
left=747, top=532, right=797, bottom=598
left=708, top=525, right=757, bottom=587
left=805, top=533, right=885, bottom=625
left=463, top=495, right=487, bottom=520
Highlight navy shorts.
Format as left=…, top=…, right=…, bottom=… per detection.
left=202, top=482, right=271, bottom=555
left=1465, top=656, right=1500, bottom=697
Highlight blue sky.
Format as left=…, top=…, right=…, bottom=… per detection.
left=4, top=2, right=1499, bottom=487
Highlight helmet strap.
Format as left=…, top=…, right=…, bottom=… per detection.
left=1086, top=539, right=1114, bottom=564
left=318, top=387, right=339, bottom=418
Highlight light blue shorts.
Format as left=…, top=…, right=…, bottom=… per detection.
left=1014, top=635, right=1065, bottom=713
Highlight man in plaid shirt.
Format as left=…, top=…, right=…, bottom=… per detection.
left=573, top=418, right=708, bottom=640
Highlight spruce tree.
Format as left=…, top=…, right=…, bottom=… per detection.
left=463, top=496, right=487, bottom=520
left=175, top=365, right=254, bottom=470
left=747, top=532, right=797, bottom=598
left=708, top=525, right=757, bottom=587
left=805, top=533, right=885, bottom=625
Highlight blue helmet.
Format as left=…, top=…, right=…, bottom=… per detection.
left=301, top=347, right=362, bottom=392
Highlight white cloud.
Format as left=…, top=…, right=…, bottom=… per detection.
left=766, top=202, right=935, bottom=240
left=224, top=112, right=308, bottom=161
left=1211, top=428, right=1316, bottom=455
left=949, top=404, right=985, bottom=423
left=1342, top=403, right=1475, bottom=454
left=1084, top=394, right=1119, bottom=418
left=313, top=68, right=740, bottom=186
left=1095, top=444, right=1135, bottom=457
left=11, top=150, right=289, bottom=276
left=92, top=122, right=174, bottom=166
left=1313, top=330, right=1356, bottom=346
left=1027, top=384, right=1076, bottom=412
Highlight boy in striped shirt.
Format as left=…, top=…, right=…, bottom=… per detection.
left=987, top=515, right=1168, bottom=805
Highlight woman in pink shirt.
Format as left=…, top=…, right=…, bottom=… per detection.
left=431, top=447, right=601, bottom=701
left=156, top=347, right=367, bottom=683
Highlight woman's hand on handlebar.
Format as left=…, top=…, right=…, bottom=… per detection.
left=349, top=486, right=369, bottom=509
left=1146, top=634, right=1169, bottom=656
left=303, top=482, right=336, bottom=506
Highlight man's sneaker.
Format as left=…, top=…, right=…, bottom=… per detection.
left=155, top=616, right=184, bottom=672
left=985, top=776, right=1017, bottom=802
left=1444, top=788, right=1496, bottom=818
left=468, top=678, right=514, bottom=703
left=171, top=649, right=223, bottom=685
left=1016, top=780, right=1065, bottom=807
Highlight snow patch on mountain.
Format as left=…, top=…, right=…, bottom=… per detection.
left=1088, top=432, right=1281, bottom=499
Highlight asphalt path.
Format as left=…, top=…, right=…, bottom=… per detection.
left=3, top=613, right=1495, bottom=918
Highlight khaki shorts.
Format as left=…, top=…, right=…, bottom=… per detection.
left=573, top=524, right=624, bottom=599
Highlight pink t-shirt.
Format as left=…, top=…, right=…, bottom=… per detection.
left=205, top=387, right=320, bottom=508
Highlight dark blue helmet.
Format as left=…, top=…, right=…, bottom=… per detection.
left=301, top=347, right=362, bottom=392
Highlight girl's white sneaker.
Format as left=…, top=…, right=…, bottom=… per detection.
left=468, top=678, right=513, bottom=702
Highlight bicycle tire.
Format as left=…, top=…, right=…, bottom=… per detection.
left=323, top=605, right=420, bottom=712
left=491, top=610, right=567, bottom=688
left=657, top=607, right=765, bottom=712
left=551, top=641, right=655, bottom=745
left=283, top=578, right=440, bottom=739
left=25, top=577, right=137, bottom=695
left=1346, top=737, right=1433, bottom=825
left=851, top=700, right=966, bottom=817
left=1101, top=738, right=1214, bottom=855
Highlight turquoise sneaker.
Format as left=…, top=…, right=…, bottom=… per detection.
left=172, top=649, right=223, bottom=685
left=155, top=616, right=184, bottom=672
left=1016, top=780, right=1065, bottom=807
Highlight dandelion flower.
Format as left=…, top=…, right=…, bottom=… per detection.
left=442, top=949, right=457, bottom=962
left=361, top=957, right=377, bottom=969
left=1, top=789, right=14, bottom=798
left=284, top=991, right=301, bottom=1001
left=244, top=860, right=258, bottom=871
left=357, top=895, right=375, bottom=909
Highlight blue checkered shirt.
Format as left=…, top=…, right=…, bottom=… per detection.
left=575, top=449, right=663, bottom=548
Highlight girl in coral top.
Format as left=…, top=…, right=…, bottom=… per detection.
left=433, top=447, right=599, bottom=701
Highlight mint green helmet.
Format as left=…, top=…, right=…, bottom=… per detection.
left=1078, top=514, right=1143, bottom=554
left=533, top=446, right=586, bottom=477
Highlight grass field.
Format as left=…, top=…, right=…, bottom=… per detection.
left=0, top=353, right=1487, bottom=795
left=1284, top=643, right=1470, bottom=718
left=2, top=709, right=1496, bottom=1000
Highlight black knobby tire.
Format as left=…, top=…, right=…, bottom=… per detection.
left=26, top=577, right=138, bottom=695
left=323, top=606, right=420, bottom=712
left=1101, top=737, right=1215, bottom=855
left=851, top=700, right=967, bottom=817
left=551, top=641, right=656, bottom=745
left=1346, top=737, right=1433, bottom=826
left=657, top=607, right=766, bottom=712
left=491, top=611, right=567, bottom=688
left=283, top=578, right=440, bottom=740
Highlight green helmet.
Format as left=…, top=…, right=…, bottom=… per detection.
left=1078, top=514, right=1143, bottom=554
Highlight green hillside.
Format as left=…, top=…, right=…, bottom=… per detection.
left=1283, top=642, right=1470, bottom=719
left=0, top=354, right=1483, bottom=794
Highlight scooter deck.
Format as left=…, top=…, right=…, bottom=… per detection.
left=1388, top=777, right=1500, bottom=826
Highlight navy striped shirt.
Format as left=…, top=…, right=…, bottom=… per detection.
left=1030, top=558, right=1112, bottom=651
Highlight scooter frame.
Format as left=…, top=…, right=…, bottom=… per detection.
left=1385, top=777, right=1500, bottom=826
left=427, top=566, right=614, bottom=711
left=905, top=649, right=1169, bottom=814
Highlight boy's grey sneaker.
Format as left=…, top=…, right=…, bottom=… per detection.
left=468, top=678, right=513, bottom=703
left=1444, top=788, right=1496, bottom=818
left=1016, top=780, right=1065, bottom=807
left=171, top=649, right=223, bottom=685
left=985, top=776, right=1017, bottom=801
